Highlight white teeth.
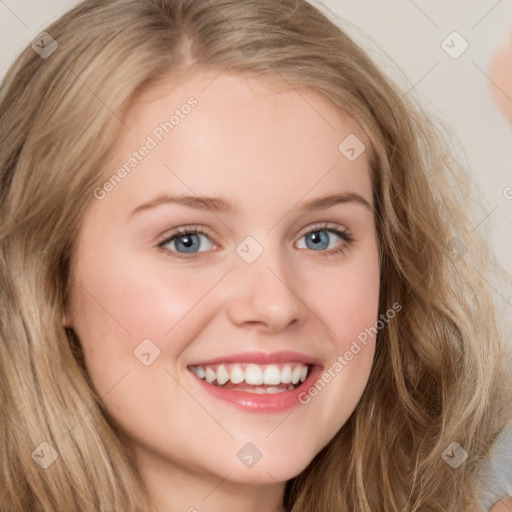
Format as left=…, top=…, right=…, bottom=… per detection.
left=291, top=366, right=302, bottom=384
left=189, top=361, right=311, bottom=388
left=263, top=365, right=281, bottom=385
left=281, top=365, right=292, bottom=383
left=205, top=367, right=216, bottom=384
left=245, top=364, right=263, bottom=385
left=229, top=364, right=245, bottom=384
left=216, top=364, right=229, bottom=385
left=190, top=366, right=205, bottom=379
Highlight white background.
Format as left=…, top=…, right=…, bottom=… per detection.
left=1, top=0, right=511, bottom=309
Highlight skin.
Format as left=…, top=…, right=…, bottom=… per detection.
left=488, top=37, right=512, bottom=125
left=65, top=71, right=380, bottom=512
left=491, top=497, right=512, bottom=512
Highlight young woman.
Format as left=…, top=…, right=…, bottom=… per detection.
left=0, top=1, right=510, bottom=511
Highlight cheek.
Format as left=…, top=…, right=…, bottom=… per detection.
left=295, top=249, right=380, bottom=437
left=68, top=244, right=223, bottom=394
left=67, top=255, right=225, bottom=447
left=305, top=247, right=380, bottom=347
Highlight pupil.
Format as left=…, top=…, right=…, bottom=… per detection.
left=176, top=234, right=199, bottom=253
left=307, top=230, right=328, bottom=250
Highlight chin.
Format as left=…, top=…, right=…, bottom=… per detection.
left=224, top=450, right=316, bottom=486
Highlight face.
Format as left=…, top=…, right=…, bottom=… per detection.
left=66, top=71, right=380, bottom=491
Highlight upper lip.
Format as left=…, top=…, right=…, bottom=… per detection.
left=188, top=351, right=322, bottom=367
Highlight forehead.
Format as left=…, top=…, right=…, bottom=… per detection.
left=98, top=70, right=373, bottom=213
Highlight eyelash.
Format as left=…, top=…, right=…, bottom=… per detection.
left=156, top=222, right=354, bottom=260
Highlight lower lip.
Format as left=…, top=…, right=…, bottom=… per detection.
left=189, top=365, right=324, bottom=412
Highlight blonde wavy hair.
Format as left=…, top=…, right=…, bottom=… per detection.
left=1, top=0, right=511, bottom=510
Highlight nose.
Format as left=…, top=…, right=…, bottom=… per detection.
left=226, top=249, right=310, bottom=333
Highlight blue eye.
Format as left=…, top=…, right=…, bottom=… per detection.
left=157, top=224, right=352, bottom=259
left=159, top=230, right=214, bottom=254
left=296, top=229, right=348, bottom=252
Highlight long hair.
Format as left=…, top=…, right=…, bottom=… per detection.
left=1, top=1, right=510, bottom=510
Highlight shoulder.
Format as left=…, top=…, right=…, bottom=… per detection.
left=475, top=420, right=512, bottom=511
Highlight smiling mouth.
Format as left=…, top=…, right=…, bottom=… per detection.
left=188, top=362, right=311, bottom=394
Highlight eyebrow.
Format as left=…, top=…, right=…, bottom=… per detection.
left=130, top=192, right=373, bottom=217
